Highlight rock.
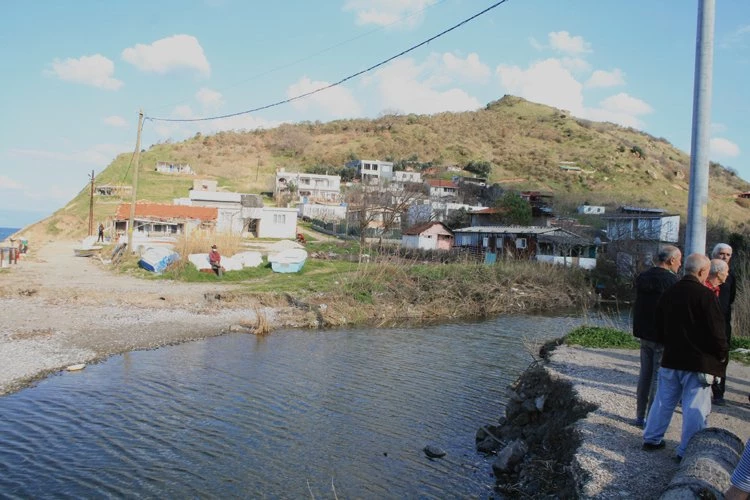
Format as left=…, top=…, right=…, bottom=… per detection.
left=492, top=439, right=528, bottom=475
left=423, top=445, right=446, bottom=459
left=535, top=395, right=546, bottom=411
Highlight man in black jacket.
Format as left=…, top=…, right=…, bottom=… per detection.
left=711, top=243, right=736, bottom=405
left=642, top=253, right=728, bottom=460
left=631, top=245, right=681, bottom=427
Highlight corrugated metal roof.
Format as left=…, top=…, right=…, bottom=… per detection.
left=453, top=226, right=559, bottom=235
left=115, top=203, right=218, bottom=221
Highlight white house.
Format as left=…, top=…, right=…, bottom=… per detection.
left=257, top=207, right=298, bottom=239
left=427, top=179, right=458, bottom=198
left=155, top=161, right=194, bottom=175
left=346, top=159, right=394, bottom=183
left=393, top=170, right=422, bottom=184
left=407, top=200, right=486, bottom=225
left=275, top=170, right=341, bottom=202
left=604, top=207, right=679, bottom=243
left=577, top=204, right=606, bottom=215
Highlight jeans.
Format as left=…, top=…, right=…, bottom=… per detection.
left=643, top=368, right=712, bottom=457
left=636, top=339, right=663, bottom=421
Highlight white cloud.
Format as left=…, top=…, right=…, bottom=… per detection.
left=343, top=0, right=437, bottom=28
left=122, top=35, right=211, bottom=76
left=103, top=115, right=128, bottom=128
left=46, top=54, right=123, bottom=90
left=0, top=175, right=23, bottom=190
left=710, top=138, right=740, bottom=158
left=497, top=58, right=585, bottom=114
left=720, top=24, right=750, bottom=49
left=373, top=58, right=482, bottom=114
left=548, top=31, right=592, bottom=55
left=585, top=69, right=625, bottom=88
left=287, top=77, right=362, bottom=118
left=441, top=52, right=491, bottom=83
left=496, top=60, right=652, bottom=128
left=195, top=88, right=225, bottom=110
left=561, top=57, right=591, bottom=73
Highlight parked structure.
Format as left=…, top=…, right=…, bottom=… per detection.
left=346, top=159, right=394, bottom=183
left=401, top=221, right=454, bottom=251
left=453, top=225, right=597, bottom=269
left=155, top=162, right=194, bottom=175
left=275, top=169, right=341, bottom=202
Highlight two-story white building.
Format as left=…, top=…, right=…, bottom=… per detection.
left=275, top=170, right=341, bottom=202
left=346, top=159, right=394, bottom=183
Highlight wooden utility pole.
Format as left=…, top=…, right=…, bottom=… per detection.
left=256, top=156, right=261, bottom=181
left=127, top=110, right=144, bottom=252
left=88, top=170, right=95, bottom=236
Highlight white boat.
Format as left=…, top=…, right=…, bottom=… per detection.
left=138, top=247, right=179, bottom=273
left=268, top=248, right=308, bottom=273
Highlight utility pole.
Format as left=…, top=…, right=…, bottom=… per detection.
left=127, top=110, right=144, bottom=252
left=685, top=0, right=715, bottom=256
left=256, top=156, right=261, bottom=181
left=88, top=169, right=95, bottom=236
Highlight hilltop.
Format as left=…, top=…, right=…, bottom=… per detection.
left=34, top=95, right=750, bottom=238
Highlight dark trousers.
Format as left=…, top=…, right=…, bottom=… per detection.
left=712, top=322, right=731, bottom=399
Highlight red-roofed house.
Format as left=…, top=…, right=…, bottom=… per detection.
left=401, top=221, right=454, bottom=251
left=427, top=179, right=458, bottom=198
left=113, top=203, right=217, bottom=237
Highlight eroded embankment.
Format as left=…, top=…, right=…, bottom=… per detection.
left=475, top=356, right=597, bottom=498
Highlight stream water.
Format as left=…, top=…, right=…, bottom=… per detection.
left=0, top=312, right=627, bottom=498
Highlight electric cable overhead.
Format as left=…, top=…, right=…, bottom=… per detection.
left=147, top=0, right=508, bottom=123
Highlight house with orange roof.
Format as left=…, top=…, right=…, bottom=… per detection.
left=427, top=179, right=458, bottom=199
left=113, top=203, right=217, bottom=237
left=401, top=221, right=454, bottom=251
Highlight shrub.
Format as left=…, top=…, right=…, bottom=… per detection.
left=565, top=326, right=639, bottom=349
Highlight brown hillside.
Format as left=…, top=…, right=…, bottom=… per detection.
left=33, top=95, right=750, bottom=238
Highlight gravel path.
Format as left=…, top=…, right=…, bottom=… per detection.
left=548, top=345, right=750, bottom=498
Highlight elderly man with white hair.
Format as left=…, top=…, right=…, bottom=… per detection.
left=711, top=243, right=736, bottom=405
left=642, top=253, right=728, bottom=461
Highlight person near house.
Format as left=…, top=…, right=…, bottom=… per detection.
left=704, top=258, right=729, bottom=297
left=727, top=439, right=750, bottom=499
left=631, top=245, right=682, bottom=427
left=642, top=253, right=728, bottom=460
left=97, top=223, right=105, bottom=243
left=711, top=243, right=736, bottom=405
left=209, top=244, right=222, bottom=277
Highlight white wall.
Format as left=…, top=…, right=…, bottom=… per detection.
left=258, top=207, right=297, bottom=239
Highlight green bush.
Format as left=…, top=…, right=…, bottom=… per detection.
left=565, top=326, right=639, bottom=349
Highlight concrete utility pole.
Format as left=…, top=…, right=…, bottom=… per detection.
left=685, top=0, right=715, bottom=256
left=88, top=169, right=95, bottom=236
left=127, top=110, right=144, bottom=252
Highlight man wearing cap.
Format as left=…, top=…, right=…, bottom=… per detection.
left=209, top=244, right=222, bottom=277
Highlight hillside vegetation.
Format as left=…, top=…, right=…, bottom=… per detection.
left=39, top=95, right=750, bottom=238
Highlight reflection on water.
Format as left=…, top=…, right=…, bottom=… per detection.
left=0, top=313, right=626, bottom=498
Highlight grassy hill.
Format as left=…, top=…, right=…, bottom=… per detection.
left=40, top=95, right=750, bottom=238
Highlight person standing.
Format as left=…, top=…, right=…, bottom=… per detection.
left=642, top=253, right=728, bottom=460
left=631, top=245, right=682, bottom=427
left=711, top=243, right=736, bottom=405
left=704, top=258, right=729, bottom=297
left=209, top=244, right=222, bottom=277
left=97, top=223, right=105, bottom=243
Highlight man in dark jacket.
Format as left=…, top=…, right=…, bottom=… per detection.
left=711, top=243, right=736, bottom=404
left=631, top=245, right=681, bottom=427
left=642, top=253, right=728, bottom=460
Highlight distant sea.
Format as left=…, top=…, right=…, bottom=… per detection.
left=0, top=227, right=20, bottom=242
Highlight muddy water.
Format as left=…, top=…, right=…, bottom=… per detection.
left=0, top=313, right=625, bottom=498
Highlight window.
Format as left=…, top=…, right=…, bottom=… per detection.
left=516, top=238, right=527, bottom=249
left=273, top=214, right=286, bottom=224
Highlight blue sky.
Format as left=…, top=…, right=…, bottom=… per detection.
left=1, top=0, right=749, bottom=227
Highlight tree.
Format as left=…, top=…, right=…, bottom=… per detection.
left=494, top=192, right=532, bottom=225
left=464, top=160, right=492, bottom=178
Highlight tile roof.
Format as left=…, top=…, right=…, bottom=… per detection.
left=427, top=179, right=457, bottom=188
left=115, top=203, right=218, bottom=221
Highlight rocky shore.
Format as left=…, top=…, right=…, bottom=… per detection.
left=478, top=344, right=750, bottom=498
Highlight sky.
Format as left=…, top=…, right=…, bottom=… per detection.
left=1, top=0, right=749, bottom=228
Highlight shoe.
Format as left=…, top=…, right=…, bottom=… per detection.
left=713, top=397, right=726, bottom=406
left=642, top=441, right=666, bottom=451
left=632, top=418, right=645, bottom=428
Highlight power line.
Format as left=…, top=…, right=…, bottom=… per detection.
left=148, top=0, right=449, bottom=114
left=147, top=0, right=508, bottom=123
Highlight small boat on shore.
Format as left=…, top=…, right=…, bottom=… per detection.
left=268, top=248, right=308, bottom=273
left=138, top=247, right=179, bottom=273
